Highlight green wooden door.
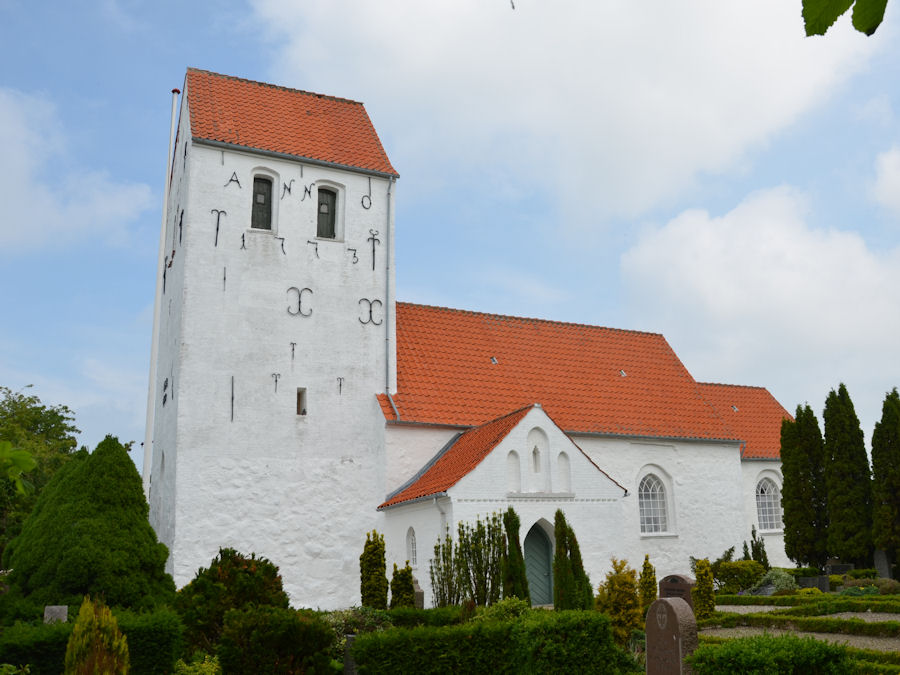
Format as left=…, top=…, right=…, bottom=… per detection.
left=524, top=525, right=553, bottom=606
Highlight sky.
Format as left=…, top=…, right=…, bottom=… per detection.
left=1, top=1, right=899, bottom=473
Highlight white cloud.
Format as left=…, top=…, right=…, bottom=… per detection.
left=251, top=0, right=874, bottom=222
left=0, top=87, right=153, bottom=252
left=621, top=185, right=900, bottom=440
left=873, top=146, right=900, bottom=216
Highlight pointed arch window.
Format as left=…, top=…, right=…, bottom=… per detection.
left=639, top=473, right=668, bottom=533
left=756, top=478, right=783, bottom=531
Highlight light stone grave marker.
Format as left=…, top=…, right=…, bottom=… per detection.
left=645, top=597, right=697, bottom=675
left=43, top=605, right=68, bottom=624
left=875, top=550, right=891, bottom=580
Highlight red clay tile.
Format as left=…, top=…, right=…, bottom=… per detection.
left=698, top=383, right=792, bottom=459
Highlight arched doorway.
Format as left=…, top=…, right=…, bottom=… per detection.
left=524, top=523, right=553, bottom=606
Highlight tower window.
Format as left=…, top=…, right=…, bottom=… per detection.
left=252, top=176, right=273, bottom=230
left=317, top=188, right=337, bottom=238
left=296, top=388, right=307, bottom=416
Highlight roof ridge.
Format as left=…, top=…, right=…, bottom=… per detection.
left=699, top=381, right=768, bottom=390
left=186, top=67, right=364, bottom=106
left=397, top=301, right=664, bottom=338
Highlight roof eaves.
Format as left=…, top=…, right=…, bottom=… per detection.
left=378, top=491, right=449, bottom=511
left=568, top=429, right=743, bottom=445
left=382, top=432, right=463, bottom=504
left=192, top=137, right=400, bottom=179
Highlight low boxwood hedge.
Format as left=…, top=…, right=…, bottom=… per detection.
left=687, top=634, right=850, bottom=673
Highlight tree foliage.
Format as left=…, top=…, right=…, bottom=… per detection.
left=360, top=530, right=388, bottom=610
left=3, top=435, right=174, bottom=610
left=64, top=596, right=129, bottom=675
left=638, top=554, right=657, bottom=614
left=552, top=510, right=592, bottom=610
left=802, top=0, right=889, bottom=37
left=501, top=507, right=530, bottom=603
left=871, top=388, right=900, bottom=558
left=691, top=559, right=715, bottom=620
left=455, top=513, right=504, bottom=607
left=781, top=404, right=828, bottom=568
left=824, top=383, right=872, bottom=566
left=0, top=385, right=79, bottom=559
left=390, top=562, right=415, bottom=609
left=595, top=557, right=642, bottom=647
left=430, top=528, right=463, bottom=607
left=175, top=547, right=290, bottom=654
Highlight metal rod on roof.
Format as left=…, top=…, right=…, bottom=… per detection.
left=142, top=86, right=181, bottom=496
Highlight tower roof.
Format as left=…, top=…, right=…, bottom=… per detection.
left=184, top=68, right=398, bottom=177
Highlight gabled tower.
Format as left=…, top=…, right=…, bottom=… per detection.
left=144, top=69, right=398, bottom=607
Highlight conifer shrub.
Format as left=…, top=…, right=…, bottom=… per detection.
left=691, top=559, right=715, bottom=620
left=596, top=558, right=643, bottom=646
left=716, top=560, right=765, bottom=594
left=552, top=510, right=592, bottom=610
left=389, top=562, right=415, bottom=609
left=217, top=606, right=332, bottom=675
left=359, top=530, right=388, bottom=610
left=638, top=555, right=656, bottom=614
left=175, top=547, right=289, bottom=654
left=501, top=507, right=530, bottom=603
left=3, top=436, right=174, bottom=610
left=64, top=596, right=129, bottom=675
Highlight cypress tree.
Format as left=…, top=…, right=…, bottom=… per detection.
left=780, top=405, right=828, bottom=569
left=638, top=554, right=657, bottom=613
left=824, top=384, right=872, bottom=567
left=359, top=530, right=388, bottom=609
left=389, top=562, right=415, bottom=609
left=872, top=388, right=900, bottom=569
left=567, top=525, right=593, bottom=609
left=501, top=507, right=530, bottom=603
left=552, top=510, right=574, bottom=610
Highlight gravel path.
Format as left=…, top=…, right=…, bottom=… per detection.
left=716, top=605, right=780, bottom=614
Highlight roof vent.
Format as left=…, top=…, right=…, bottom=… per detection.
left=490, top=356, right=499, bottom=364
left=619, top=369, right=627, bottom=377
left=731, top=405, right=739, bottom=412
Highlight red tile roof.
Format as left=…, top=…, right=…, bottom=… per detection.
left=379, top=303, right=737, bottom=441
left=184, top=68, right=397, bottom=177
left=698, top=383, right=792, bottom=459
left=379, top=405, right=533, bottom=508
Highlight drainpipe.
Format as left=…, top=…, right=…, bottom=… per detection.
left=142, top=87, right=180, bottom=495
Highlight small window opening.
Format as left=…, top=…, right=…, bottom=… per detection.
left=317, top=188, right=337, bottom=238
left=296, top=388, right=307, bottom=416
left=252, top=177, right=273, bottom=230
left=619, top=369, right=627, bottom=377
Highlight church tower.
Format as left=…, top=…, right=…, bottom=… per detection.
left=144, top=69, right=398, bottom=607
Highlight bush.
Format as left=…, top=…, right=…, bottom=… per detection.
left=389, top=562, right=415, bottom=609
left=473, top=596, right=531, bottom=623
left=839, top=585, right=879, bottom=596
left=829, top=574, right=845, bottom=591
left=875, top=578, right=900, bottom=595
left=456, top=514, right=504, bottom=607
left=321, top=606, right=392, bottom=664
left=386, top=605, right=464, bottom=628
left=716, top=560, right=765, bottom=594
left=359, top=530, right=388, bottom=610
left=849, top=568, right=878, bottom=579
left=751, top=568, right=798, bottom=594
left=783, top=567, right=822, bottom=578
left=174, top=653, right=220, bottom=674
left=0, top=621, right=71, bottom=675
left=217, top=606, right=332, bottom=675
left=798, top=587, right=823, bottom=595
left=691, top=559, right=715, bottom=620
left=3, top=437, right=174, bottom=610
left=64, top=596, right=129, bottom=675
left=596, top=558, right=642, bottom=646
left=175, top=547, right=290, bottom=654
left=687, top=634, right=850, bottom=673
left=638, top=555, right=656, bottom=614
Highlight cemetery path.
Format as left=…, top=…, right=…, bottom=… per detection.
left=701, top=626, right=900, bottom=653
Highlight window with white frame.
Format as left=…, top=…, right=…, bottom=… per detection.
left=406, top=527, right=417, bottom=567
left=756, top=477, right=783, bottom=531
left=639, top=473, right=668, bottom=533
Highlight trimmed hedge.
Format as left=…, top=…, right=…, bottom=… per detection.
left=687, top=634, right=850, bottom=673
left=0, top=609, right=183, bottom=675
left=716, top=560, right=765, bottom=594
left=351, top=610, right=637, bottom=674
left=386, top=605, right=464, bottom=627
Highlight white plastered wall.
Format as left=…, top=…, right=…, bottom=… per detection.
left=741, top=459, right=790, bottom=568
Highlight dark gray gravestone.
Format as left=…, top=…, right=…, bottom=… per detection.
left=646, top=597, right=698, bottom=675
left=825, top=562, right=854, bottom=575
left=798, top=576, right=830, bottom=592
left=875, top=550, right=891, bottom=580
left=659, top=575, right=695, bottom=610
left=344, top=634, right=357, bottom=675
left=43, top=605, right=67, bottom=624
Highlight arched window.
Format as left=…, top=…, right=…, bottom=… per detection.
left=756, top=478, right=783, bottom=531
left=317, top=187, right=337, bottom=238
left=507, top=451, right=521, bottom=492
left=557, top=452, right=571, bottom=493
left=639, top=473, right=668, bottom=533
left=406, top=527, right=417, bottom=568
left=251, top=176, right=273, bottom=230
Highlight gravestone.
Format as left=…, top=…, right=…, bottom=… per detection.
left=798, top=575, right=830, bottom=592
left=875, top=550, right=891, bottom=580
left=825, top=561, right=854, bottom=576
left=344, top=634, right=357, bottom=675
left=412, top=576, right=425, bottom=610
left=659, top=574, right=695, bottom=610
left=646, top=597, right=698, bottom=674
left=43, top=605, right=67, bottom=624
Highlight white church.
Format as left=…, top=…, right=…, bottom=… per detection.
left=144, top=68, right=792, bottom=609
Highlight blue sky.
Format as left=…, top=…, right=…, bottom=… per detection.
left=2, top=1, right=899, bottom=472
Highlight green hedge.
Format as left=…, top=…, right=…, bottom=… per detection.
left=686, top=634, right=850, bottom=673
left=351, top=610, right=636, bottom=674
left=716, top=560, right=765, bottom=594
left=714, top=594, right=821, bottom=606
left=0, top=608, right=183, bottom=675
left=385, top=605, right=464, bottom=627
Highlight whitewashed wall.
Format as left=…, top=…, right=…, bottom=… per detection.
left=741, top=459, right=790, bottom=568
left=147, top=90, right=398, bottom=609
left=384, top=424, right=461, bottom=493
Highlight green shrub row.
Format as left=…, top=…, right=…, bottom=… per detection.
left=771, top=598, right=900, bottom=617
left=0, top=608, right=183, bottom=675
left=716, top=560, right=765, bottom=594
left=714, top=594, right=822, bottom=606
left=703, top=611, right=900, bottom=637
left=351, top=610, right=637, bottom=674
left=385, top=605, right=465, bottom=627
left=782, top=567, right=823, bottom=578
left=686, top=634, right=850, bottom=673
